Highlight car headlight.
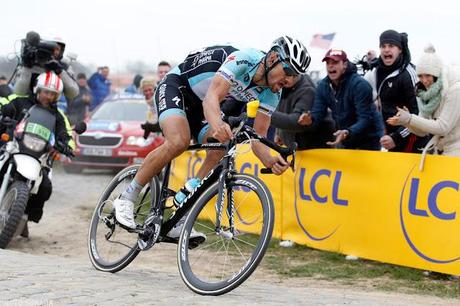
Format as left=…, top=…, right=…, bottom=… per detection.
left=126, top=136, right=155, bottom=147
left=23, top=133, right=47, bottom=152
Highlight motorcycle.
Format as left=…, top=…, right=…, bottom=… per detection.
left=0, top=105, right=86, bottom=248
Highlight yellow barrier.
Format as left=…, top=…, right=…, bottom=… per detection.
left=169, top=146, right=460, bottom=275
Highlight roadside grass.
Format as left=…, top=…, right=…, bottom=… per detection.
left=263, top=239, right=460, bottom=299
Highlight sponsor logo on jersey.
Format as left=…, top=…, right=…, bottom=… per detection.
left=158, top=84, right=167, bottom=111
left=229, top=79, right=257, bottom=101
left=217, top=70, right=233, bottom=82
left=172, top=96, right=181, bottom=107
left=224, top=55, right=236, bottom=64
left=191, top=49, right=216, bottom=67
left=236, top=59, right=254, bottom=67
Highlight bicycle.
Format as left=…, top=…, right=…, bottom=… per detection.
left=87, top=101, right=296, bottom=295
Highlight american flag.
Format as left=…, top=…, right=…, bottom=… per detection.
left=309, top=33, right=336, bottom=49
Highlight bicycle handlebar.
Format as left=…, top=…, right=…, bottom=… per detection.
left=207, top=113, right=296, bottom=174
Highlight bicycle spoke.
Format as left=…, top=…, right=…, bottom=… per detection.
left=231, top=235, right=257, bottom=248
left=190, top=239, right=225, bottom=267
left=231, top=238, right=249, bottom=263
left=220, top=239, right=231, bottom=281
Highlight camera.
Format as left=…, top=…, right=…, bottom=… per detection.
left=20, top=31, right=59, bottom=67
left=354, top=55, right=378, bottom=75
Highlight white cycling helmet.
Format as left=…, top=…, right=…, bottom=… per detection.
left=271, top=36, right=311, bottom=74
left=34, top=71, right=64, bottom=100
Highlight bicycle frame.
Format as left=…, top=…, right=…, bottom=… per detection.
left=141, top=120, right=295, bottom=241
left=149, top=142, right=229, bottom=239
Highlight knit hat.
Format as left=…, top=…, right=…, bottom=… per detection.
left=379, top=30, right=402, bottom=49
left=416, top=44, right=443, bottom=77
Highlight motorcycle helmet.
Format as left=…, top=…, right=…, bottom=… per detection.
left=34, top=71, right=64, bottom=101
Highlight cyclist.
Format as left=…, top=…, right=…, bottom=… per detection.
left=114, top=36, right=311, bottom=236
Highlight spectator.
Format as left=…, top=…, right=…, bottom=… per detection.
left=140, top=77, right=158, bottom=124
left=0, top=85, right=11, bottom=99
left=387, top=45, right=460, bottom=157
left=88, top=66, right=111, bottom=111
left=125, top=74, right=143, bottom=94
left=139, top=77, right=161, bottom=137
left=364, top=30, right=427, bottom=152
left=300, top=49, right=383, bottom=150
left=156, top=61, right=171, bottom=82
left=67, top=73, right=92, bottom=125
left=0, top=75, right=8, bottom=85
left=271, top=73, right=334, bottom=150
left=366, top=50, right=377, bottom=62
left=0, top=76, right=12, bottom=99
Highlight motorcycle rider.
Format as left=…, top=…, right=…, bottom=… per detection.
left=0, top=71, right=75, bottom=237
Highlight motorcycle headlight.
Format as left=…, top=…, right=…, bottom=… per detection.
left=23, top=133, right=47, bottom=152
left=126, top=136, right=154, bottom=147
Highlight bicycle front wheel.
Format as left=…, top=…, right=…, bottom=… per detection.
left=178, top=174, right=274, bottom=295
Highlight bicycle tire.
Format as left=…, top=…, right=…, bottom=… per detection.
left=88, top=165, right=147, bottom=272
left=177, top=174, right=274, bottom=295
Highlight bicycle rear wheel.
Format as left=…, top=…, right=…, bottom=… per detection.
left=88, top=165, right=153, bottom=272
left=178, top=174, right=274, bottom=295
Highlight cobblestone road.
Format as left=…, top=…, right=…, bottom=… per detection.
left=1, top=250, right=457, bottom=306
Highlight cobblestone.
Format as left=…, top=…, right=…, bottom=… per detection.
left=0, top=250, right=458, bottom=305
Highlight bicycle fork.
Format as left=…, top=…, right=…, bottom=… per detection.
left=215, top=169, right=235, bottom=239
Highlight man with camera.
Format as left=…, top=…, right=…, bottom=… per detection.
left=13, top=31, right=79, bottom=102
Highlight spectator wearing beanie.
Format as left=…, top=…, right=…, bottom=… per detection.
left=388, top=45, right=460, bottom=157
left=364, top=29, right=428, bottom=153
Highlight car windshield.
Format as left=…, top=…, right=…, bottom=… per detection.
left=92, top=100, right=148, bottom=121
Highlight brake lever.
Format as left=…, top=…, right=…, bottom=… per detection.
left=260, top=142, right=297, bottom=174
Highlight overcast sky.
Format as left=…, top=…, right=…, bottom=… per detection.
left=1, top=0, right=459, bottom=73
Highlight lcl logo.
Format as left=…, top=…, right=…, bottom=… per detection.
left=295, top=168, right=348, bottom=241
left=400, top=165, right=460, bottom=264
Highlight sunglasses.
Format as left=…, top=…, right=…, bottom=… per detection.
left=281, top=61, right=298, bottom=76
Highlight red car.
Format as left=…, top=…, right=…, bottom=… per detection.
left=63, top=95, right=163, bottom=173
